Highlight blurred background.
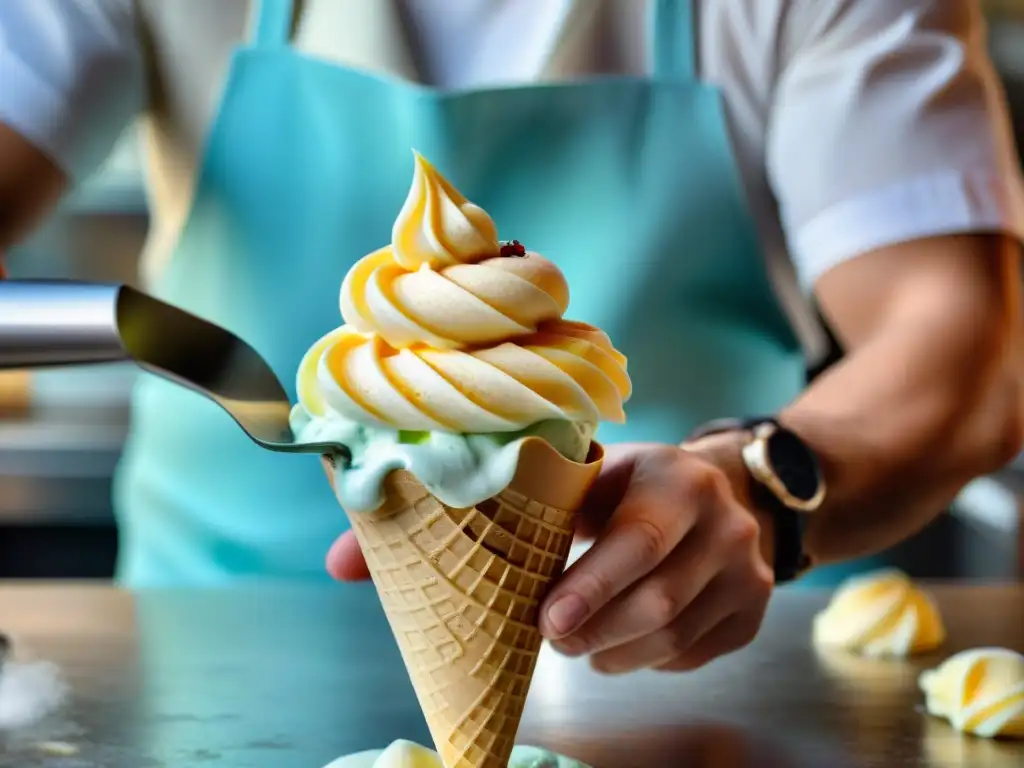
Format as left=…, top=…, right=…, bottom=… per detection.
left=1, top=2, right=1024, bottom=581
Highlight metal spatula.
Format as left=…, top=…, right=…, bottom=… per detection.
left=0, top=280, right=350, bottom=462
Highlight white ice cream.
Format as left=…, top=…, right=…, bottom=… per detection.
left=323, top=740, right=590, bottom=768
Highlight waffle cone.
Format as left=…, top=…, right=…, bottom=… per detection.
left=344, top=437, right=605, bottom=768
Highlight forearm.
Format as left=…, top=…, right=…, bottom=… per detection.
left=791, top=237, right=1023, bottom=563
left=690, top=235, right=1023, bottom=568
left=784, top=315, right=1021, bottom=564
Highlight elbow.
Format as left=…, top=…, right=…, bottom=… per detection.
left=953, top=353, right=1024, bottom=479
left=943, top=249, right=1024, bottom=480
left=986, top=372, right=1024, bottom=472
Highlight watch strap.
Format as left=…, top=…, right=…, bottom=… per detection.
left=688, top=416, right=779, bottom=441
left=749, top=481, right=812, bottom=583
left=686, top=416, right=810, bottom=584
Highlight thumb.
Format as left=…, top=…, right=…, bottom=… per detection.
left=326, top=530, right=372, bottom=581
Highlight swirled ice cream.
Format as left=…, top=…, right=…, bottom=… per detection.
left=921, top=651, right=1024, bottom=741
left=292, top=152, right=630, bottom=511
left=323, top=741, right=590, bottom=768
left=919, top=648, right=1024, bottom=739
left=812, top=569, right=945, bottom=657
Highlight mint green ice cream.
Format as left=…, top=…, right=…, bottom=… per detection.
left=290, top=405, right=594, bottom=513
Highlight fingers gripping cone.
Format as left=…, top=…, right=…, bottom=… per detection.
left=344, top=437, right=605, bottom=768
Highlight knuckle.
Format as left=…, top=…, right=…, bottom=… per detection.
left=647, top=443, right=685, bottom=469
left=681, top=463, right=728, bottom=507
left=629, top=517, right=673, bottom=563
left=639, top=583, right=683, bottom=626
left=724, top=511, right=760, bottom=550
left=575, top=568, right=617, bottom=608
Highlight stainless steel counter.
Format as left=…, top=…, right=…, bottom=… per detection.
left=0, top=583, right=1022, bottom=768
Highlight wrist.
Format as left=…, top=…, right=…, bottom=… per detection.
left=681, top=431, right=776, bottom=573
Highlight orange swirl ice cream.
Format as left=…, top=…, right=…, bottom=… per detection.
left=920, top=648, right=1024, bottom=738
left=291, top=152, right=630, bottom=512
left=812, top=569, right=945, bottom=657
left=301, top=153, right=628, bottom=434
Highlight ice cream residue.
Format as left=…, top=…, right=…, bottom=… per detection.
left=0, top=659, right=69, bottom=730
left=323, top=740, right=590, bottom=768
left=920, top=648, right=1024, bottom=739
left=812, top=568, right=945, bottom=657
left=293, top=151, right=629, bottom=512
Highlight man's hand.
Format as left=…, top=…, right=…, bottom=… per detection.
left=537, top=443, right=772, bottom=673
left=325, top=443, right=774, bottom=673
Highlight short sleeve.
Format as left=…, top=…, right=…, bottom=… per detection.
left=0, top=0, right=145, bottom=183
left=767, top=0, right=1024, bottom=290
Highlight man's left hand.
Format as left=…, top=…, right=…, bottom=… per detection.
left=325, top=441, right=774, bottom=673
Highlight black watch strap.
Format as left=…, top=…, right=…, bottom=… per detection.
left=687, top=416, right=811, bottom=584
left=688, top=416, right=778, bottom=441
left=748, top=480, right=812, bottom=583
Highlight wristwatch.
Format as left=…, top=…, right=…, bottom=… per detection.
left=687, top=417, right=826, bottom=583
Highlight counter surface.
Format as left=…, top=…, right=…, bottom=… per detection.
left=0, top=584, right=1022, bottom=767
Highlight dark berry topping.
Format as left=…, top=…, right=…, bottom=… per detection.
left=499, top=240, right=527, bottom=257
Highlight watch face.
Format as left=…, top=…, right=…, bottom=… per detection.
left=765, top=428, right=821, bottom=503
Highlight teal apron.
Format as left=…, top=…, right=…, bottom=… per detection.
left=114, top=0, right=872, bottom=586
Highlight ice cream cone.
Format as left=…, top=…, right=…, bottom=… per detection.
left=344, top=437, right=605, bottom=768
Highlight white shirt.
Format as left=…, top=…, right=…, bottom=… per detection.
left=2, top=0, right=1023, bottom=362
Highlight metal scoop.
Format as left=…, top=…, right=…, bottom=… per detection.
left=0, top=280, right=350, bottom=463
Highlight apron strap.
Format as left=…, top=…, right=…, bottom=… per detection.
left=251, top=0, right=296, bottom=48
left=649, top=0, right=696, bottom=81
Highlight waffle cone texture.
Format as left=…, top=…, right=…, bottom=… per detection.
left=344, top=437, right=605, bottom=768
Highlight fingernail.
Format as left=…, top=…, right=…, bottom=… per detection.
left=552, top=637, right=586, bottom=657
left=544, top=594, right=588, bottom=637
left=591, top=658, right=628, bottom=676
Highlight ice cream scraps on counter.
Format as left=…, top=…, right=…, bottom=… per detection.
left=35, top=741, right=80, bottom=757
left=323, top=740, right=590, bottom=768
left=0, top=637, right=68, bottom=730
left=920, top=648, right=1024, bottom=739
left=812, top=569, right=945, bottom=657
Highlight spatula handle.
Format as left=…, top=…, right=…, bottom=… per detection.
left=0, top=280, right=127, bottom=369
